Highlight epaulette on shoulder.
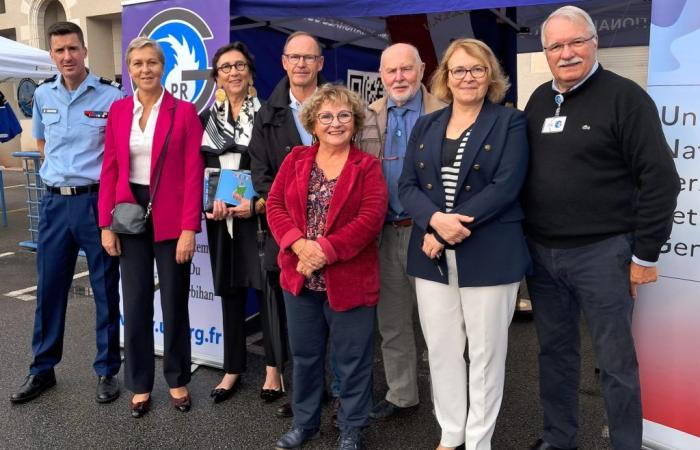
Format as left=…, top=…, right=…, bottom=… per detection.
left=99, top=77, right=123, bottom=90
left=38, top=74, right=57, bottom=86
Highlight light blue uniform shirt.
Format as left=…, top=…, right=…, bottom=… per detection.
left=384, top=89, right=423, bottom=221
left=32, top=72, right=123, bottom=186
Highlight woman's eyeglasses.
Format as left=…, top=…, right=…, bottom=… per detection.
left=217, top=61, right=248, bottom=73
left=448, top=65, right=488, bottom=80
left=317, top=110, right=353, bottom=125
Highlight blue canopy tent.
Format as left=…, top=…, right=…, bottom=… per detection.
left=228, top=0, right=568, bottom=103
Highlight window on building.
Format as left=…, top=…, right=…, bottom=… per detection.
left=0, top=28, right=16, bottom=41
left=0, top=1, right=6, bottom=14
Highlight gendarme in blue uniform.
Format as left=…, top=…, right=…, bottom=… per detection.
left=33, top=72, right=122, bottom=186
left=29, top=71, right=124, bottom=378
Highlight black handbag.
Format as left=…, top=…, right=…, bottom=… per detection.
left=110, top=101, right=177, bottom=234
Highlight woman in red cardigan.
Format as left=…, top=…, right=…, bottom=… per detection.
left=266, top=84, right=387, bottom=450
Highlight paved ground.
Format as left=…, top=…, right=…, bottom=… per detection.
left=0, top=169, right=612, bottom=449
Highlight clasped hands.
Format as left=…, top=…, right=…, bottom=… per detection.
left=205, top=195, right=262, bottom=221
left=291, top=238, right=327, bottom=278
left=423, top=212, right=474, bottom=259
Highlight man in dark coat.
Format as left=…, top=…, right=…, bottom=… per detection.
left=248, top=31, right=325, bottom=421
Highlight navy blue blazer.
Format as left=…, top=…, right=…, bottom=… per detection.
left=398, top=101, right=531, bottom=287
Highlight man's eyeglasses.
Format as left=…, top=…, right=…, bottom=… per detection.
left=317, top=110, right=353, bottom=125
left=284, top=54, right=321, bottom=65
left=544, top=35, right=596, bottom=54
left=448, top=65, right=488, bottom=80
left=217, top=61, right=248, bottom=73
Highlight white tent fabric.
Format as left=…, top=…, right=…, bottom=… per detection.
left=0, top=36, right=58, bottom=82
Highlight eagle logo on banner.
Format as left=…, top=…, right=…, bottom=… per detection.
left=138, top=8, right=215, bottom=113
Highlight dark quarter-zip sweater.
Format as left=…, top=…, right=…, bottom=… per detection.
left=522, top=66, right=680, bottom=262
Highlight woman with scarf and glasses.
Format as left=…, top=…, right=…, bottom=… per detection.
left=199, top=42, right=265, bottom=403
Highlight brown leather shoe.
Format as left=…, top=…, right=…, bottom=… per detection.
left=129, top=396, right=151, bottom=418
left=275, top=401, right=293, bottom=418
left=171, top=393, right=192, bottom=412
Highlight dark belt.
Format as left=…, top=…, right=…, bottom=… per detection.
left=389, top=218, right=413, bottom=228
left=46, top=183, right=99, bottom=195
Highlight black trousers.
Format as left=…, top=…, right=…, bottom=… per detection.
left=220, top=288, right=253, bottom=374
left=527, top=234, right=642, bottom=450
left=119, top=184, right=192, bottom=393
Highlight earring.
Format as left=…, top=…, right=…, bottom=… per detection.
left=215, top=87, right=227, bottom=104
left=247, top=82, right=257, bottom=98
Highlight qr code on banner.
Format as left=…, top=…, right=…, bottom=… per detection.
left=347, top=70, right=384, bottom=104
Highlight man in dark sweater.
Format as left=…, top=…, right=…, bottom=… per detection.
left=522, top=6, right=680, bottom=450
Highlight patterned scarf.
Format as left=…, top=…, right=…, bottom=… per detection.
left=201, top=94, right=261, bottom=155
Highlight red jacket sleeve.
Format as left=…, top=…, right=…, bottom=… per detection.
left=266, top=149, right=304, bottom=250
left=98, top=102, right=120, bottom=228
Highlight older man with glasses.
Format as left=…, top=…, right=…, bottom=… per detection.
left=522, top=6, right=680, bottom=450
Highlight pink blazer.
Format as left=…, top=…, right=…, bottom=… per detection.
left=98, top=90, right=204, bottom=242
left=266, top=144, right=388, bottom=311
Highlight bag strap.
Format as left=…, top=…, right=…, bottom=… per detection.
left=145, top=99, right=177, bottom=218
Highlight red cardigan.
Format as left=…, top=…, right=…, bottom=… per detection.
left=98, top=91, right=204, bottom=241
left=266, top=144, right=388, bottom=311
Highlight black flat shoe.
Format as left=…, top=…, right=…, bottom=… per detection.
left=129, top=396, right=151, bottom=418
left=10, top=373, right=56, bottom=404
left=260, top=388, right=285, bottom=403
left=530, top=438, right=577, bottom=450
left=171, top=393, right=191, bottom=412
left=210, top=379, right=241, bottom=404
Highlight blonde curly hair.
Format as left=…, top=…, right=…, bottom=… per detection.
left=300, top=84, right=366, bottom=141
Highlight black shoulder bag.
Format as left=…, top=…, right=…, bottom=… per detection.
left=111, top=101, right=177, bottom=234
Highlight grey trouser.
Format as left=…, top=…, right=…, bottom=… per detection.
left=377, top=223, right=419, bottom=407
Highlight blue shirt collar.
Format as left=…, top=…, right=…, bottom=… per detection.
left=51, top=71, right=99, bottom=91
left=387, top=88, right=423, bottom=113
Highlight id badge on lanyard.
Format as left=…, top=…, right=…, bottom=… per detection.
left=541, top=93, right=567, bottom=134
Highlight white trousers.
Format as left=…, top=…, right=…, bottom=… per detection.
left=415, top=250, right=518, bottom=449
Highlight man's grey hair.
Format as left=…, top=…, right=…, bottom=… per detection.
left=379, top=43, right=423, bottom=70
left=540, top=5, right=597, bottom=48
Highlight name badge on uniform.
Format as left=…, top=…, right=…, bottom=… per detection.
left=84, top=110, right=109, bottom=119
left=41, top=107, right=58, bottom=114
left=542, top=116, right=567, bottom=134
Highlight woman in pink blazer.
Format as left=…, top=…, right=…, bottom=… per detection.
left=98, top=37, right=204, bottom=418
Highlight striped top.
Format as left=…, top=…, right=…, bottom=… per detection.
left=441, top=128, right=472, bottom=212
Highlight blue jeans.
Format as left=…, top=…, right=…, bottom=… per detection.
left=284, top=289, right=375, bottom=432
left=526, top=234, right=642, bottom=450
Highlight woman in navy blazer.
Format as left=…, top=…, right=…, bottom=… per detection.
left=398, top=39, right=530, bottom=450
left=99, top=37, right=204, bottom=418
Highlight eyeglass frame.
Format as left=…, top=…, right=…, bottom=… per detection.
left=283, top=53, right=322, bottom=65
left=448, top=65, right=489, bottom=80
left=317, top=110, right=354, bottom=125
left=217, top=61, right=248, bottom=74
left=543, top=35, right=596, bottom=54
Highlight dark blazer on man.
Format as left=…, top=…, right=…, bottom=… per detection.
left=398, top=101, right=531, bottom=287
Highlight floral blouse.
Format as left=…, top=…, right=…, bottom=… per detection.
left=304, top=162, right=338, bottom=291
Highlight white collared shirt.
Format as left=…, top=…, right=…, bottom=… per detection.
left=289, top=89, right=314, bottom=146
left=129, top=88, right=165, bottom=185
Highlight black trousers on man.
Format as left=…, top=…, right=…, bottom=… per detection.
left=119, top=184, right=191, bottom=394
left=527, top=233, right=642, bottom=450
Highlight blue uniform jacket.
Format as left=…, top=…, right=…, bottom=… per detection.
left=398, top=101, right=531, bottom=287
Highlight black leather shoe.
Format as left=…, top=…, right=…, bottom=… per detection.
left=530, top=438, right=577, bottom=450
left=261, top=388, right=285, bottom=403
left=171, top=393, right=192, bottom=412
left=129, top=396, right=151, bottom=418
left=338, top=427, right=365, bottom=450
left=275, top=426, right=320, bottom=449
left=10, top=373, right=56, bottom=404
left=275, top=401, right=294, bottom=418
left=96, top=375, right=120, bottom=403
left=368, top=399, right=417, bottom=420
left=211, top=379, right=241, bottom=404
